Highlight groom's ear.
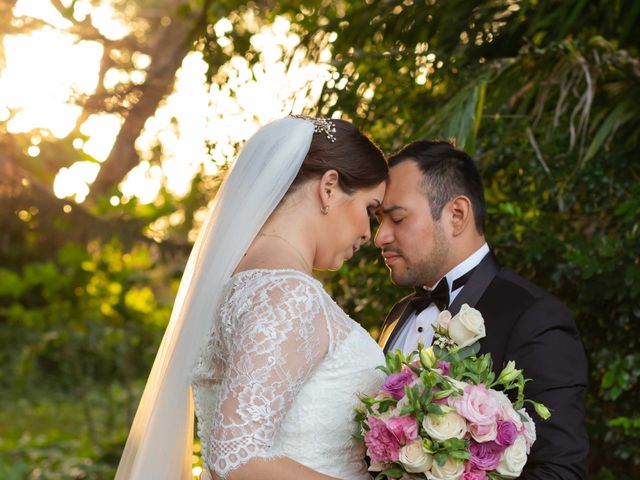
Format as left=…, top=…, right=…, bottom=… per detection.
left=448, top=195, right=473, bottom=237
left=318, top=169, right=340, bottom=204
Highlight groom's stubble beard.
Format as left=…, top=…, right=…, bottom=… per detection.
left=390, top=220, right=450, bottom=288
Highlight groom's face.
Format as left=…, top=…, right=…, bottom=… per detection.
left=374, top=160, right=450, bottom=288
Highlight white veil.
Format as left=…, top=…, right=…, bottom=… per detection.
left=115, top=117, right=315, bottom=479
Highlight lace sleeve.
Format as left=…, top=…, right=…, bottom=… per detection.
left=205, top=274, right=330, bottom=478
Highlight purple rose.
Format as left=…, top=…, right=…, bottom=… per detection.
left=381, top=369, right=415, bottom=400
left=437, top=360, right=450, bottom=376
left=469, top=441, right=502, bottom=471
left=495, top=420, right=518, bottom=447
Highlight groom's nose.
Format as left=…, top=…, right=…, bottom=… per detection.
left=374, top=221, right=392, bottom=249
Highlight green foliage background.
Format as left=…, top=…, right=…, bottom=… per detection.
left=1, top=0, right=639, bottom=478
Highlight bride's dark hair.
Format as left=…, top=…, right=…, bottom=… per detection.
left=288, top=119, right=388, bottom=194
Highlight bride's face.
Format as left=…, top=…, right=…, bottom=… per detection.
left=315, top=181, right=386, bottom=270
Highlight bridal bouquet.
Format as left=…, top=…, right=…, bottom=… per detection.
left=355, top=305, right=550, bottom=480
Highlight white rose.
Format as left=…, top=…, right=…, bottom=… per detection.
left=399, top=440, right=433, bottom=473
left=368, top=460, right=385, bottom=472
left=497, top=434, right=528, bottom=478
left=422, top=406, right=468, bottom=441
left=493, top=391, right=523, bottom=430
left=447, top=304, right=486, bottom=347
left=518, top=407, right=537, bottom=453
left=426, top=456, right=465, bottom=480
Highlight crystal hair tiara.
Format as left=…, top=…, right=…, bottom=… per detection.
left=290, top=115, right=337, bottom=143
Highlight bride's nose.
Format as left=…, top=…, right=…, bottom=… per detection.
left=361, top=225, right=371, bottom=243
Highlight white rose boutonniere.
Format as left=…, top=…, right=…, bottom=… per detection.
left=447, top=304, right=486, bottom=348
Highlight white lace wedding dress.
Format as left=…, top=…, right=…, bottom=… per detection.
left=192, top=269, right=385, bottom=479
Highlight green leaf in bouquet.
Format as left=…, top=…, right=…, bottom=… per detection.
left=411, top=384, right=422, bottom=411
left=376, top=365, right=391, bottom=375
left=454, top=342, right=481, bottom=361
left=420, top=384, right=434, bottom=408
left=377, top=399, right=398, bottom=414
left=406, top=363, right=422, bottom=376
left=426, top=403, right=444, bottom=416
left=422, top=437, right=436, bottom=453
left=434, top=451, right=449, bottom=467
left=378, top=465, right=405, bottom=479
left=358, top=395, right=375, bottom=406
left=464, top=372, right=481, bottom=384
left=449, top=449, right=472, bottom=461
left=386, top=350, right=403, bottom=373
left=399, top=404, right=415, bottom=416
left=419, top=370, right=432, bottom=389
left=483, top=371, right=496, bottom=387
left=443, top=438, right=469, bottom=450
left=488, top=471, right=509, bottom=479
left=479, top=353, right=493, bottom=374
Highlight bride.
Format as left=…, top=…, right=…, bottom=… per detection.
left=116, top=116, right=389, bottom=479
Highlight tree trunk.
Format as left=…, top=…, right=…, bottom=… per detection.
left=88, top=12, right=196, bottom=199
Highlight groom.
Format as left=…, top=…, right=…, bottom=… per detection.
left=374, top=141, right=588, bottom=479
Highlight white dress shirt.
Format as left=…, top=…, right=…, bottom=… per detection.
left=389, top=243, right=490, bottom=356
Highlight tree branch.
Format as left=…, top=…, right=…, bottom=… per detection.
left=88, top=1, right=206, bottom=199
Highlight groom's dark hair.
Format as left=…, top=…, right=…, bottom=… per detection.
left=388, top=141, right=486, bottom=234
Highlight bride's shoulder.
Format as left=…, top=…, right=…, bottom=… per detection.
left=229, top=268, right=327, bottom=303
left=231, top=268, right=320, bottom=286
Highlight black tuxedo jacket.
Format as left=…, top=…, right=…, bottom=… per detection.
left=379, top=253, right=589, bottom=479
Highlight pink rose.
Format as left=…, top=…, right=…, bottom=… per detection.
left=364, top=416, right=401, bottom=462
left=495, top=420, right=518, bottom=447
left=469, top=422, right=498, bottom=442
left=437, top=310, right=452, bottom=329
left=386, top=415, right=418, bottom=445
left=469, top=441, right=501, bottom=471
left=462, top=465, right=488, bottom=480
left=381, top=369, right=415, bottom=400
left=451, top=384, right=500, bottom=428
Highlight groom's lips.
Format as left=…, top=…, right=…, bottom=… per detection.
left=382, top=252, right=401, bottom=265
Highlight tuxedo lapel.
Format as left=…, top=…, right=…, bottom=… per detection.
left=448, top=252, right=500, bottom=315
left=379, top=298, right=414, bottom=354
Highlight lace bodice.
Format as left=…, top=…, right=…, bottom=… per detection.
left=192, top=269, right=385, bottom=479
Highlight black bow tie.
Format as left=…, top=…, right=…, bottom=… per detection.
left=410, top=278, right=450, bottom=313
left=409, top=267, right=476, bottom=314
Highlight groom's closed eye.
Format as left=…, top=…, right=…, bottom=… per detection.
left=376, top=205, right=406, bottom=222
